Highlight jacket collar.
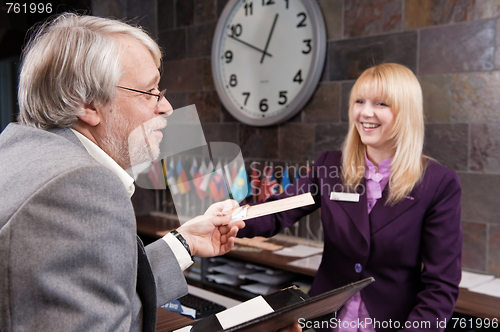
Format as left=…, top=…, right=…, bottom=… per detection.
left=70, top=129, right=135, bottom=197
left=49, top=127, right=135, bottom=197
left=369, top=185, right=418, bottom=235
left=333, top=179, right=418, bottom=247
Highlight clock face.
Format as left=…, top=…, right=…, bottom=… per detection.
left=212, top=0, right=326, bottom=126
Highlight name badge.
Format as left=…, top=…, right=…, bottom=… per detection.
left=330, top=192, right=360, bottom=202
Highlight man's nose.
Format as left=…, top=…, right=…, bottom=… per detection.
left=156, top=95, right=173, bottom=116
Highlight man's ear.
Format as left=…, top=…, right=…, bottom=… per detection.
left=77, top=103, right=101, bottom=127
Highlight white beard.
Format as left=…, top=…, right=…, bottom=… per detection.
left=100, top=108, right=167, bottom=169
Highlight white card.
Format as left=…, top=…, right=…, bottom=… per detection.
left=330, top=192, right=360, bottom=202
left=216, top=295, right=274, bottom=329
left=230, top=205, right=248, bottom=221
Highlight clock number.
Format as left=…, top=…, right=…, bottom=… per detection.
left=260, top=99, right=269, bottom=112
left=225, top=50, right=233, bottom=63
left=230, top=24, right=242, bottom=37
left=244, top=2, right=253, bottom=16
left=293, top=70, right=303, bottom=84
left=262, top=0, right=275, bottom=5
left=284, top=0, right=289, bottom=9
left=229, top=74, right=238, bottom=87
left=297, top=12, right=307, bottom=28
left=278, top=91, right=288, bottom=105
left=302, top=39, right=312, bottom=54
left=242, top=92, right=251, bottom=105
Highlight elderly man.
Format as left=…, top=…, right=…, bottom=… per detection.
left=0, top=13, right=300, bottom=332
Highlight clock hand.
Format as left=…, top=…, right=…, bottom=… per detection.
left=260, top=13, right=278, bottom=64
left=228, top=35, right=272, bottom=57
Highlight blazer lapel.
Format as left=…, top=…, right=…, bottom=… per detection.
left=136, top=236, right=157, bottom=332
left=369, top=186, right=418, bottom=234
left=334, top=181, right=371, bottom=248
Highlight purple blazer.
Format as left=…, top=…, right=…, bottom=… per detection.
left=238, top=151, right=462, bottom=332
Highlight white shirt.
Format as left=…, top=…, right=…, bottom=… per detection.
left=71, top=129, right=193, bottom=270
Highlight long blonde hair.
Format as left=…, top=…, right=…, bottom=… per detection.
left=341, top=63, right=427, bottom=205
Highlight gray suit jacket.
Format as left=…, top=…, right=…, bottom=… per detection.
left=0, top=123, right=188, bottom=331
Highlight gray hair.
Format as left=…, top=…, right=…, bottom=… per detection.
left=17, top=13, right=162, bottom=129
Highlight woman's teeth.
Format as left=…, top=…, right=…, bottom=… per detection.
left=362, top=123, right=380, bottom=128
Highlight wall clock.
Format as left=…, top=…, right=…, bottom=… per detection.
left=211, top=0, right=327, bottom=126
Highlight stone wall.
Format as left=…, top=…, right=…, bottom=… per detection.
left=116, top=0, right=500, bottom=276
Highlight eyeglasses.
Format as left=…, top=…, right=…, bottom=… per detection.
left=117, top=86, right=167, bottom=108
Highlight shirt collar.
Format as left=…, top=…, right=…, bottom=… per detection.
left=70, top=129, right=135, bottom=197
left=365, top=154, right=392, bottom=177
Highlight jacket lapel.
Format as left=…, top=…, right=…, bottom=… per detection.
left=334, top=180, right=371, bottom=248
left=333, top=180, right=419, bottom=243
left=369, top=186, right=418, bottom=234
left=136, top=236, right=157, bottom=332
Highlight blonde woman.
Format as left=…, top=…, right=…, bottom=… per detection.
left=238, top=63, right=462, bottom=332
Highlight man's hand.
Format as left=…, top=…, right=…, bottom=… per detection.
left=177, top=200, right=244, bottom=257
left=203, top=199, right=240, bottom=217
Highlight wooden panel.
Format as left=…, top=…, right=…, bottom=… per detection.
left=156, top=308, right=193, bottom=332
left=455, top=288, right=500, bottom=319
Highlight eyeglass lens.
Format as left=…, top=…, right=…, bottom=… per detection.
left=157, top=89, right=167, bottom=108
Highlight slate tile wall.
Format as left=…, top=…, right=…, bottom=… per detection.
left=419, top=19, right=495, bottom=74
left=404, top=0, right=475, bottom=29
left=344, top=0, right=402, bottom=37
left=116, top=0, right=500, bottom=276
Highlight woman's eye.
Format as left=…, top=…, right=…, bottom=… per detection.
left=378, top=102, right=388, bottom=107
left=355, top=99, right=363, bottom=104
